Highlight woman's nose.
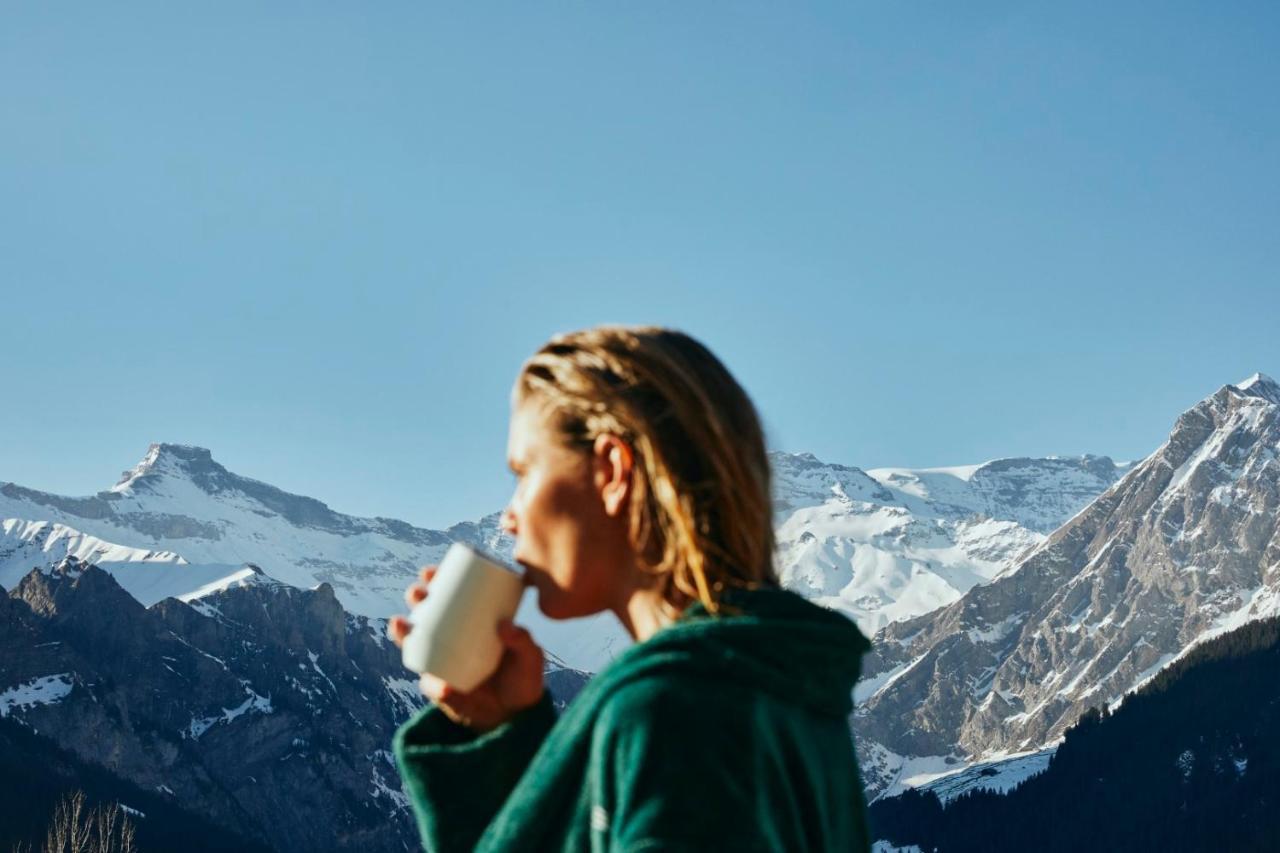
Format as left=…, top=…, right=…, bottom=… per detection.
left=499, top=504, right=517, bottom=536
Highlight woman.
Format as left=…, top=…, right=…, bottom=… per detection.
left=389, top=326, right=871, bottom=852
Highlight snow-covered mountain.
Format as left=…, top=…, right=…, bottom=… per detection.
left=771, top=452, right=1129, bottom=635
left=853, top=373, right=1280, bottom=799
left=0, top=443, right=454, bottom=616
left=2, top=442, right=1125, bottom=671
left=0, top=517, right=249, bottom=606
left=0, top=444, right=626, bottom=672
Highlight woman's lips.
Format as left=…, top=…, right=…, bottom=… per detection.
left=513, top=558, right=538, bottom=586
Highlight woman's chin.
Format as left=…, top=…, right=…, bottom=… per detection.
left=534, top=589, right=602, bottom=621
left=535, top=591, right=574, bottom=620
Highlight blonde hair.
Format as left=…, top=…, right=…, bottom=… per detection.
left=515, top=325, right=778, bottom=615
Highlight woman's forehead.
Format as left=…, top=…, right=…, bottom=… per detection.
left=507, top=399, right=552, bottom=458
left=507, top=399, right=588, bottom=470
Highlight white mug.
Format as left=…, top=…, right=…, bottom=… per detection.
left=401, top=542, right=526, bottom=692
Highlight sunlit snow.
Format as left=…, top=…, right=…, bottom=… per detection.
left=0, top=673, right=74, bottom=717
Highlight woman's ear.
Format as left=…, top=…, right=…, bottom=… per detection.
left=592, top=434, right=633, bottom=517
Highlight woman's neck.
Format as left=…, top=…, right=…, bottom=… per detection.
left=613, top=584, right=681, bottom=642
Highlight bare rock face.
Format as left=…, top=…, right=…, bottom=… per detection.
left=854, top=375, right=1280, bottom=798
left=0, top=560, right=589, bottom=852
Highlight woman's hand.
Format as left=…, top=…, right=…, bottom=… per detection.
left=389, top=565, right=546, bottom=733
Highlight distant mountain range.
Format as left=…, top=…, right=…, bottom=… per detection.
left=0, top=439, right=1129, bottom=669
left=1, top=372, right=1276, bottom=851
left=772, top=451, right=1129, bottom=635
left=0, top=442, right=621, bottom=673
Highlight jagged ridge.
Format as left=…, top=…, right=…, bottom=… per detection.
left=853, top=375, right=1280, bottom=798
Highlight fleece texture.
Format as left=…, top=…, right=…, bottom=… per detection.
left=393, top=585, right=872, bottom=852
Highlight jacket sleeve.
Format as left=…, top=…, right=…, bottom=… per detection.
left=587, top=679, right=772, bottom=853
left=393, top=691, right=557, bottom=853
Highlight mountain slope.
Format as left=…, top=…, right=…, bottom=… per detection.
left=0, top=517, right=251, bottom=605
left=0, top=444, right=626, bottom=672
left=0, top=443, right=453, bottom=617
left=772, top=452, right=1128, bottom=634
left=868, top=616, right=1280, bottom=852
left=1, top=558, right=419, bottom=850
left=0, top=558, right=591, bottom=851
left=2, top=442, right=1125, bottom=671
left=0, top=713, right=272, bottom=852
left=854, top=374, right=1280, bottom=798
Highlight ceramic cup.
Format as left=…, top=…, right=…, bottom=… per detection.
left=400, top=542, right=526, bottom=692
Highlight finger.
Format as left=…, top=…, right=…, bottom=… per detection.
left=497, top=620, right=543, bottom=667
left=418, top=565, right=438, bottom=584
left=404, top=582, right=429, bottom=609
left=497, top=619, right=534, bottom=648
left=419, top=672, right=455, bottom=704
left=388, top=616, right=410, bottom=647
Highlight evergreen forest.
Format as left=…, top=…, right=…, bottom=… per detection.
left=869, top=617, right=1280, bottom=852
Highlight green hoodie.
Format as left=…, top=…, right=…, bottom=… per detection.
left=393, top=586, right=872, bottom=852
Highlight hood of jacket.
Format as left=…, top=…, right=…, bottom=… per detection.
left=602, top=585, right=870, bottom=718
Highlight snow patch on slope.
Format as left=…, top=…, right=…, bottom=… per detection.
left=185, top=683, right=274, bottom=739
left=0, top=674, right=74, bottom=717
left=918, top=746, right=1056, bottom=804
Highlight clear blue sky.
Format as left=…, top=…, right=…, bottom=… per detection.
left=3, top=2, right=1278, bottom=529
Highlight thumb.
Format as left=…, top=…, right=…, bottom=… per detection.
left=497, top=619, right=538, bottom=653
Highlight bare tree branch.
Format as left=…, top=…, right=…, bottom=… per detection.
left=38, top=790, right=138, bottom=853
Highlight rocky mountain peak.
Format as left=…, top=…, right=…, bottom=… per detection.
left=769, top=450, right=893, bottom=514
left=152, top=443, right=215, bottom=462
left=853, top=374, right=1280, bottom=798
left=1231, top=372, right=1280, bottom=406
left=100, top=442, right=414, bottom=542
left=111, top=443, right=223, bottom=495
left=13, top=558, right=146, bottom=622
